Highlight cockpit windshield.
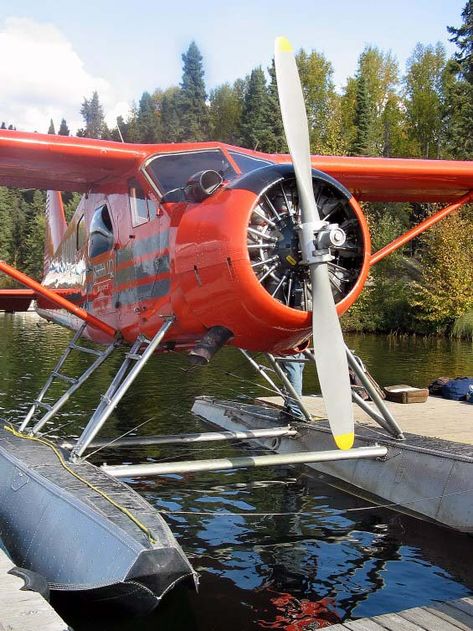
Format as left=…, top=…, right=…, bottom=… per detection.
left=145, top=149, right=236, bottom=196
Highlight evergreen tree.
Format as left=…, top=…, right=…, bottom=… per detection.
left=0, top=122, right=5, bottom=130
left=8, top=189, right=25, bottom=270
left=58, top=119, right=70, bottom=136
left=22, top=190, right=45, bottom=280
left=78, top=91, right=106, bottom=139
left=136, top=91, right=161, bottom=143
left=178, top=42, right=209, bottom=141
left=48, top=119, right=55, bottom=134
left=113, top=103, right=141, bottom=143
left=446, top=2, right=473, bottom=158
left=0, top=188, right=13, bottom=274
left=351, top=74, right=371, bottom=155
left=160, top=87, right=183, bottom=142
left=209, top=82, right=243, bottom=144
left=267, top=60, right=287, bottom=152
left=448, top=0, right=473, bottom=83
left=239, top=67, right=276, bottom=151
left=348, top=47, right=400, bottom=156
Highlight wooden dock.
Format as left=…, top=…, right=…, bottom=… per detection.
left=328, top=596, right=473, bottom=630
left=259, top=394, right=473, bottom=446
left=0, top=548, right=70, bottom=631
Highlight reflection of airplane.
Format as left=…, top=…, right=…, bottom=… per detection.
left=0, top=37, right=471, bottom=614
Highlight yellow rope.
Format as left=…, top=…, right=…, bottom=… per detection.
left=4, top=425, right=157, bottom=545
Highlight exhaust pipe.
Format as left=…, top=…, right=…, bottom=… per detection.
left=189, top=326, right=233, bottom=366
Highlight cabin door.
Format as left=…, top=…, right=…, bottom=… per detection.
left=87, top=203, right=117, bottom=320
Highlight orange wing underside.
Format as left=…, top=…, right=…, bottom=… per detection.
left=0, top=288, right=79, bottom=312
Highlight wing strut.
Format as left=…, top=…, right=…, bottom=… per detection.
left=0, top=260, right=116, bottom=338
left=370, top=190, right=473, bottom=265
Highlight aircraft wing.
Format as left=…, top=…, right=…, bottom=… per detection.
left=0, top=289, right=35, bottom=311
left=0, top=130, right=149, bottom=193
left=1, top=130, right=472, bottom=202
left=0, top=288, right=82, bottom=312
left=309, top=155, right=473, bottom=203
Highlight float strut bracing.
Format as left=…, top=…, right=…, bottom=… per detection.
left=71, top=317, right=175, bottom=460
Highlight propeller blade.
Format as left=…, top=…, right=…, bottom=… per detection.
left=274, top=36, right=354, bottom=450
left=310, top=266, right=354, bottom=450
left=274, top=37, right=319, bottom=226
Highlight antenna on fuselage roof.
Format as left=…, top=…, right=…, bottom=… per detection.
left=116, top=118, right=125, bottom=143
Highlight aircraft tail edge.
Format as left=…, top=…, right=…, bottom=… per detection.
left=44, top=191, right=67, bottom=275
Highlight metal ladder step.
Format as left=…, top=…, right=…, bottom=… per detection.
left=34, top=400, right=52, bottom=411
left=52, top=372, right=77, bottom=385
left=20, top=322, right=118, bottom=433
left=69, top=344, right=103, bottom=357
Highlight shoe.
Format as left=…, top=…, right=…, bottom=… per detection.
left=279, top=405, right=304, bottom=422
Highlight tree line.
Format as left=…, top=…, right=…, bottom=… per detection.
left=0, top=1, right=472, bottom=337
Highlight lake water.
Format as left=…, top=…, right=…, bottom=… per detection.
left=0, top=312, right=472, bottom=630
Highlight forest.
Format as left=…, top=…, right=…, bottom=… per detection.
left=0, top=2, right=472, bottom=337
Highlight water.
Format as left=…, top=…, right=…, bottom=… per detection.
left=0, top=313, right=472, bottom=629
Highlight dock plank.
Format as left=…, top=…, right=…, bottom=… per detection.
left=338, top=620, right=388, bottom=630
left=327, top=622, right=382, bottom=630
left=399, top=606, right=466, bottom=630
left=371, top=613, right=424, bottom=630
left=258, top=395, right=473, bottom=447
left=450, top=596, right=473, bottom=616
left=326, top=598, right=473, bottom=630
left=424, top=602, right=473, bottom=630
left=0, top=548, right=70, bottom=631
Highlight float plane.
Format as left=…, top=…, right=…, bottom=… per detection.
left=0, top=38, right=471, bottom=614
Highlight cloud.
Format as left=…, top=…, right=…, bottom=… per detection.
left=0, top=17, right=126, bottom=134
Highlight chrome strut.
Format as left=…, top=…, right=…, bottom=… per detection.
left=71, top=317, right=175, bottom=460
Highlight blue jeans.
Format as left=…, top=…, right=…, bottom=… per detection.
left=283, top=353, right=304, bottom=396
left=281, top=353, right=305, bottom=416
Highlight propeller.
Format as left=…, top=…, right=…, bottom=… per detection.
left=274, top=36, right=354, bottom=450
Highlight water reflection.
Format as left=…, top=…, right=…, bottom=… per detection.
left=0, top=314, right=472, bottom=630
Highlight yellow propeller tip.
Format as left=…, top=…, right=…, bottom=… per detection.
left=275, top=36, right=293, bottom=53
left=334, top=432, right=354, bottom=450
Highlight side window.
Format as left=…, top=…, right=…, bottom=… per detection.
left=76, top=215, right=87, bottom=250
left=88, top=205, right=114, bottom=258
left=129, top=179, right=157, bottom=226
left=228, top=151, right=272, bottom=173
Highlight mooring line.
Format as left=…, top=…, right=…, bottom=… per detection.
left=3, top=425, right=158, bottom=545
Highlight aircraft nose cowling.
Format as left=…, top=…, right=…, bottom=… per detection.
left=173, top=164, right=370, bottom=354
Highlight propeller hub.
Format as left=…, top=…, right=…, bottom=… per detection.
left=317, top=225, right=347, bottom=250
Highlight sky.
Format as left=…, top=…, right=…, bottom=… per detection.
left=0, top=0, right=466, bottom=134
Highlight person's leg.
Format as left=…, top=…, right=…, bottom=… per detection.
left=284, top=355, right=303, bottom=396
left=281, top=353, right=305, bottom=418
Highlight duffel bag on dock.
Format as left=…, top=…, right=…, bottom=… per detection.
left=441, top=377, right=473, bottom=401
